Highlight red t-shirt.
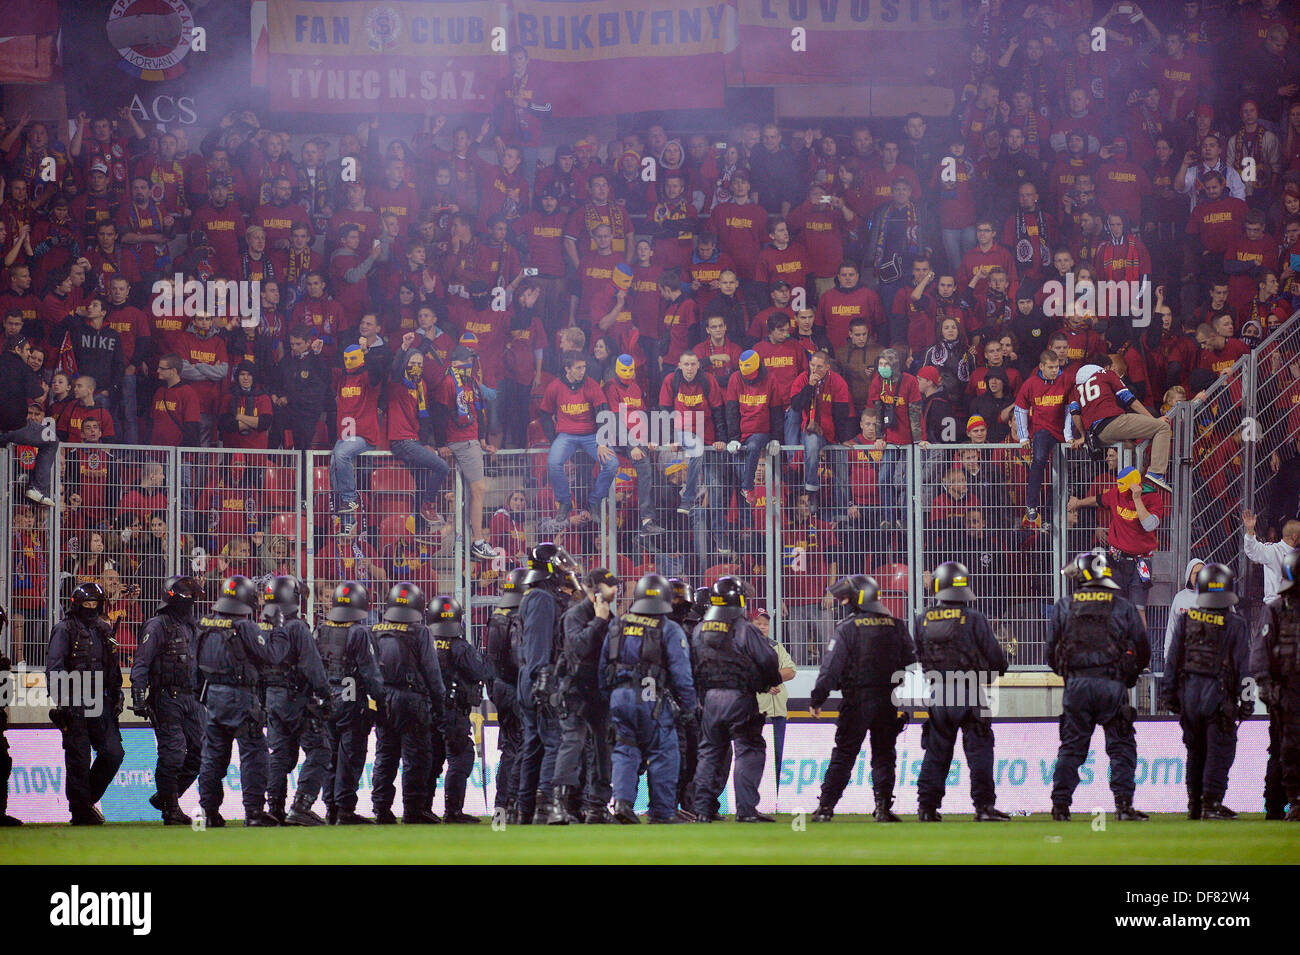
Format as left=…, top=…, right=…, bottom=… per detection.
left=1013, top=372, right=1071, bottom=441
left=1073, top=367, right=1133, bottom=431
left=755, top=242, right=811, bottom=292
left=727, top=371, right=780, bottom=439
left=693, top=338, right=743, bottom=386
left=817, top=285, right=886, bottom=348
left=540, top=376, right=607, bottom=435
left=786, top=202, right=847, bottom=278
left=1101, top=485, right=1168, bottom=556
left=151, top=383, right=200, bottom=445
left=789, top=369, right=851, bottom=441
left=503, top=316, right=545, bottom=385
left=659, top=373, right=720, bottom=444
left=336, top=368, right=382, bottom=445
left=512, top=209, right=567, bottom=277
left=957, top=244, right=1018, bottom=291
left=753, top=339, right=807, bottom=408
left=866, top=373, right=922, bottom=444
left=1187, top=197, right=1248, bottom=255
left=660, top=295, right=699, bottom=366
left=1197, top=338, right=1250, bottom=377
left=708, top=201, right=768, bottom=280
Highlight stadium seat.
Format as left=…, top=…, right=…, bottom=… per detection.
left=312, top=465, right=332, bottom=520
left=270, top=511, right=306, bottom=542
left=703, top=562, right=740, bottom=580
left=367, top=465, right=416, bottom=517
left=264, top=465, right=297, bottom=513
left=377, top=514, right=415, bottom=543
left=878, top=562, right=910, bottom=594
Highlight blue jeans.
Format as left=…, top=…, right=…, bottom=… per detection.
left=802, top=434, right=848, bottom=521
left=1025, top=430, right=1058, bottom=511
left=548, top=432, right=619, bottom=511
left=741, top=433, right=769, bottom=492
left=389, top=439, right=450, bottom=506
left=878, top=447, right=906, bottom=526
left=118, top=372, right=139, bottom=445
left=782, top=408, right=800, bottom=447
left=330, top=436, right=376, bottom=507
left=942, top=226, right=976, bottom=276
left=0, top=420, right=56, bottom=494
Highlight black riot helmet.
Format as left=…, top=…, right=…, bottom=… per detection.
left=213, top=575, right=257, bottom=616
left=631, top=573, right=673, bottom=615
left=1069, top=549, right=1120, bottom=591
left=263, top=575, right=303, bottom=617
left=1195, top=563, right=1238, bottom=609
left=828, top=574, right=888, bottom=614
left=932, top=561, right=975, bottom=603
left=703, top=576, right=748, bottom=621
left=693, top=586, right=711, bottom=620
left=668, top=578, right=691, bottom=610
left=499, top=567, right=528, bottom=609
left=523, top=542, right=581, bottom=590
left=1280, top=551, right=1300, bottom=597
left=384, top=581, right=427, bottom=623
left=328, top=581, right=369, bottom=623
left=427, top=596, right=464, bottom=636
left=70, top=582, right=107, bottom=620
left=157, top=574, right=199, bottom=615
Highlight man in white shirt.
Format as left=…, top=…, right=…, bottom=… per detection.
left=1243, top=509, right=1300, bottom=604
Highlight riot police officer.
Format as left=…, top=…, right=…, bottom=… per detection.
left=47, top=583, right=124, bottom=825
left=370, top=582, right=445, bottom=824
left=690, top=576, right=781, bottom=823
left=600, top=573, right=697, bottom=824
left=485, top=567, right=527, bottom=823
left=196, top=574, right=277, bottom=827
left=130, top=575, right=203, bottom=825
left=260, top=575, right=331, bottom=826
left=552, top=568, right=619, bottom=825
left=1256, top=550, right=1300, bottom=821
left=1047, top=551, right=1150, bottom=821
left=810, top=575, right=916, bottom=822
left=314, top=580, right=385, bottom=825
left=0, top=605, right=21, bottom=826
left=1160, top=563, right=1252, bottom=820
left=668, top=578, right=702, bottom=819
left=914, top=562, right=1010, bottom=821
left=427, top=596, right=489, bottom=824
left=516, top=542, right=581, bottom=825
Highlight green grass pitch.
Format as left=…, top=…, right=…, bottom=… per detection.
left=5, top=815, right=1299, bottom=864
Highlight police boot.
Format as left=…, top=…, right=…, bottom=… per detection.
left=584, top=806, right=613, bottom=824
left=533, top=790, right=556, bottom=825
left=372, top=808, right=398, bottom=825
left=69, top=805, right=105, bottom=826
left=506, top=805, right=521, bottom=825
left=1286, top=803, right=1300, bottom=821
left=873, top=798, right=900, bottom=823
left=974, top=805, right=1011, bottom=822
left=325, top=804, right=339, bottom=825
left=266, top=798, right=287, bottom=825
left=612, top=799, right=640, bottom=824
left=917, top=806, right=942, bottom=822
left=737, top=811, right=776, bottom=822
left=444, top=805, right=481, bottom=824
left=0, top=813, right=22, bottom=826
left=336, top=809, right=375, bottom=825
left=1051, top=804, right=1071, bottom=822
left=160, top=795, right=192, bottom=826
left=1114, top=801, right=1149, bottom=821
left=402, top=809, right=442, bottom=824
left=286, top=794, right=326, bottom=827
left=810, top=804, right=834, bottom=822
left=1201, top=800, right=1236, bottom=821
left=1187, top=794, right=1202, bottom=820
left=547, top=786, right=579, bottom=825
left=244, top=810, right=280, bottom=827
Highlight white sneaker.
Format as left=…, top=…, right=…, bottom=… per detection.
left=25, top=488, right=54, bottom=507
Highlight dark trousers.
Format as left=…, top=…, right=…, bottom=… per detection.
left=1181, top=708, right=1239, bottom=804
left=917, top=705, right=995, bottom=810
left=517, top=699, right=560, bottom=814
left=501, top=379, right=533, bottom=450
left=692, top=688, right=766, bottom=817
left=609, top=686, right=679, bottom=819
left=1267, top=684, right=1300, bottom=810
left=1051, top=676, right=1136, bottom=808
left=675, top=716, right=700, bottom=811
left=0, top=731, right=11, bottom=817
left=61, top=709, right=124, bottom=813
left=322, top=699, right=370, bottom=810
left=491, top=688, right=524, bottom=810
left=266, top=686, right=329, bottom=809
left=429, top=708, right=475, bottom=814
left=371, top=690, right=433, bottom=815
left=553, top=693, right=612, bottom=809
left=1024, top=429, right=1057, bottom=512
left=198, top=687, right=268, bottom=815
left=820, top=692, right=905, bottom=808
left=149, top=690, right=204, bottom=799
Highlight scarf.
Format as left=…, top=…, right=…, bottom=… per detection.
left=1193, top=160, right=1230, bottom=203
left=284, top=247, right=313, bottom=287
left=1234, top=125, right=1267, bottom=184
left=875, top=201, right=920, bottom=264
left=582, top=200, right=629, bottom=247
left=1013, top=110, right=1043, bottom=158
left=404, top=370, right=429, bottom=420
left=1019, top=62, right=1050, bottom=119
left=297, top=165, right=330, bottom=216
left=1102, top=233, right=1141, bottom=283
left=79, top=193, right=116, bottom=237
left=1138, top=106, right=1164, bottom=150
left=241, top=250, right=276, bottom=284
left=1013, top=206, right=1050, bottom=266
left=451, top=362, right=482, bottom=428
left=1249, top=294, right=1280, bottom=330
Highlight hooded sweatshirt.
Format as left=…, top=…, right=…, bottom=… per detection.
left=1164, top=559, right=1205, bottom=658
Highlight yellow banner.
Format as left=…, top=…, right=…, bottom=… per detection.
left=737, top=0, right=961, bottom=31
left=511, top=0, right=732, bottom=62
left=267, top=1, right=503, bottom=57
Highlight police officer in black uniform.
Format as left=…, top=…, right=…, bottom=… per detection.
left=427, top=596, right=489, bottom=824
left=1047, top=551, right=1150, bottom=821
left=551, top=568, right=618, bottom=825
left=260, top=575, right=332, bottom=826
left=0, top=604, right=19, bottom=826
left=485, top=567, right=526, bottom=823
left=810, top=574, right=916, bottom=823
left=914, top=561, right=1010, bottom=822
left=600, top=573, right=698, bottom=824
left=130, top=575, right=203, bottom=825
left=690, top=576, right=782, bottom=823
left=516, top=542, right=581, bottom=825
left=370, top=581, right=446, bottom=824
left=196, top=574, right=277, bottom=827
left=1256, top=550, right=1300, bottom=821
left=314, top=580, right=385, bottom=824
left=668, top=578, right=703, bottom=820
left=47, top=583, right=124, bottom=825
left=1160, top=563, right=1252, bottom=820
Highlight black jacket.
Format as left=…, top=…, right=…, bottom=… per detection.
left=0, top=350, right=45, bottom=431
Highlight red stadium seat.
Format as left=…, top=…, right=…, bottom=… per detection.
left=264, top=465, right=297, bottom=513
left=703, top=563, right=740, bottom=580
left=371, top=465, right=415, bottom=494
left=270, top=512, right=306, bottom=542
left=881, top=595, right=908, bottom=620
left=377, top=514, right=415, bottom=543
left=312, top=465, right=332, bottom=521
left=878, top=563, right=909, bottom=594
left=367, top=465, right=416, bottom=518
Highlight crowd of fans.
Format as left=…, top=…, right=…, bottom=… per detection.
left=3, top=0, right=1300, bottom=665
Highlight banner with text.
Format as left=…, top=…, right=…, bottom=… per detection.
left=261, top=0, right=731, bottom=115
left=727, top=0, right=964, bottom=86
left=5, top=719, right=1274, bottom=822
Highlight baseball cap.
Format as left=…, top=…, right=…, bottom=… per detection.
left=586, top=568, right=618, bottom=588
left=917, top=366, right=942, bottom=385
left=89, top=161, right=109, bottom=176
left=755, top=606, right=771, bottom=619
left=769, top=279, right=791, bottom=293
